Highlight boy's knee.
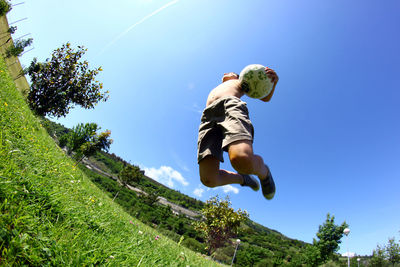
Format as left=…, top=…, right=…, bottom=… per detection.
left=230, top=153, right=253, bottom=174
left=200, top=174, right=218, bottom=188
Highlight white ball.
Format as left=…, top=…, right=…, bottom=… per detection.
left=239, top=64, right=273, bottom=99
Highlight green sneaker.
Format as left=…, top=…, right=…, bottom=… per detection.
left=261, top=165, right=275, bottom=200
left=240, top=174, right=260, bottom=191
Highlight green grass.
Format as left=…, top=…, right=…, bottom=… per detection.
left=0, top=56, right=221, bottom=266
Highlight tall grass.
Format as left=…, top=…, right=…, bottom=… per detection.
left=0, top=56, right=220, bottom=266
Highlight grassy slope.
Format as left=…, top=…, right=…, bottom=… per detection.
left=0, top=57, right=220, bottom=265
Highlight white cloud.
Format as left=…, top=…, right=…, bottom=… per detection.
left=193, top=187, right=204, bottom=198
left=144, top=165, right=189, bottom=188
left=222, top=185, right=239, bottom=194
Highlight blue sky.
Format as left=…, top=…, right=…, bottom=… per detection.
left=8, top=0, right=400, bottom=256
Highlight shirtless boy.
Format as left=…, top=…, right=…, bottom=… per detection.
left=197, top=67, right=278, bottom=200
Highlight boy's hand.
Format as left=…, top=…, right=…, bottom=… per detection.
left=265, top=67, right=279, bottom=85
left=260, top=67, right=279, bottom=102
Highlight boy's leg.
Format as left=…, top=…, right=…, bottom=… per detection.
left=228, top=140, right=269, bottom=181
left=199, top=156, right=243, bottom=188
left=228, top=140, right=275, bottom=199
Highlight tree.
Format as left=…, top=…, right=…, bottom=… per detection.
left=118, top=165, right=143, bottom=187
left=305, top=213, right=348, bottom=266
left=140, top=191, right=159, bottom=207
left=386, top=237, right=400, bottom=266
left=193, top=195, right=249, bottom=255
left=60, top=122, right=112, bottom=164
left=370, top=245, right=387, bottom=267
left=26, top=43, right=109, bottom=118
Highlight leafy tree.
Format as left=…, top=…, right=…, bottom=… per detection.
left=370, top=244, right=387, bottom=267
left=193, top=195, right=249, bottom=255
left=60, top=122, right=112, bottom=164
left=140, top=191, right=159, bottom=207
left=118, top=165, right=143, bottom=187
left=386, top=237, right=400, bottom=266
left=26, top=43, right=109, bottom=118
left=5, top=38, right=33, bottom=58
left=305, top=213, right=348, bottom=266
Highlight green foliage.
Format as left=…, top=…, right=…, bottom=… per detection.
left=61, top=122, right=112, bottom=163
left=8, top=26, right=17, bottom=34
left=370, top=245, right=387, bottom=267
left=5, top=38, right=33, bottom=58
left=181, top=237, right=206, bottom=254
left=304, top=244, right=323, bottom=267
left=309, top=213, right=348, bottom=266
left=386, top=237, right=400, bottom=266
left=119, top=164, right=143, bottom=187
left=26, top=43, right=109, bottom=118
left=140, top=191, right=159, bottom=206
left=0, top=0, right=11, bottom=16
left=91, top=151, right=126, bottom=174
left=368, top=237, right=400, bottom=267
left=194, top=195, right=249, bottom=255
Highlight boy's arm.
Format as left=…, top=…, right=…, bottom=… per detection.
left=260, top=82, right=276, bottom=102
left=260, top=67, right=279, bottom=102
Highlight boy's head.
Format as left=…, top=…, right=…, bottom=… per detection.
left=222, top=72, right=239, bottom=83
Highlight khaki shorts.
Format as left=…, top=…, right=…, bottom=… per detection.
left=197, top=96, right=254, bottom=163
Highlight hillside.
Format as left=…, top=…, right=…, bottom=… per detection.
left=0, top=54, right=221, bottom=265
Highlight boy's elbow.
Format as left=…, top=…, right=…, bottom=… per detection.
left=260, top=95, right=272, bottom=102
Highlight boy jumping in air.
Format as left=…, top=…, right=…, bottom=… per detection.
left=197, top=67, right=278, bottom=200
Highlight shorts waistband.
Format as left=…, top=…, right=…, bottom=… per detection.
left=206, top=95, right=243, bottom=109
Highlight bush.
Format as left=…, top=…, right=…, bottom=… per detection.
left=182, top=237, right=206, bottom=254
